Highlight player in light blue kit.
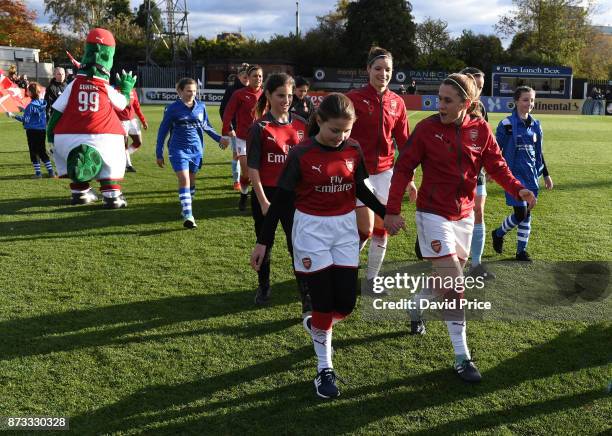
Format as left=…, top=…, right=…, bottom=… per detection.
left=156, top=77, right=229, bottom=228
left=492, top=86, right=553, bottom=261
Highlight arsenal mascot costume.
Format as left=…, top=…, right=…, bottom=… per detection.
left=47, top=28, right=136, bottom=208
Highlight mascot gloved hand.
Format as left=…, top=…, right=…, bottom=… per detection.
left=116, top=70, right=137, bottom=102
left=46, top=28, right=131, bottom=209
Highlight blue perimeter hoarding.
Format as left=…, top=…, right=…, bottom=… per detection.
left=421, top=96, right=515, bottom=113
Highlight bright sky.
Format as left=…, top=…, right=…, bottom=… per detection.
left=26, top=0, right=612, bottom=42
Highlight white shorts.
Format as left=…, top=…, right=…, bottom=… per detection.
left=121, top=119, right=141, bottom=136
left=356, top=168, right=392, bottom=207
left=292, top=209, right=359, bottom=273
left=233, top=137, right=247, bottom=156
left=54, top=133, right=126, bottom=180
left=415, top=211, right=474, bottom=261
left=476, top=183, right=487, bottom=196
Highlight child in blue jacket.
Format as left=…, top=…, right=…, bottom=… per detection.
left=492, top=86, right=554, bottom=261
left=7, top=82, right=56, bottom=178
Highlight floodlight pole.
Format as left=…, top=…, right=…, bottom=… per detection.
left=296, top=1, right=300, bottom=38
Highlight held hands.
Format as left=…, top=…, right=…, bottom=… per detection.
left=406, top=181, right=418, bottom=202
left=250, top=243, right=267, bottom=271
left=384, top=214, right=406, bottom=236
left=219, top=136, right=230, bottom=150
left=544, top=176, right=554, bottom=190
left=261, top=200, right=270, bottom=216
left=519, top=189, right=537, bottom=210
left=156, top=158, right=164, bottom=168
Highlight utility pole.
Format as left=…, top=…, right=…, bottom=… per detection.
left=295, top=1, right=300, bottom=37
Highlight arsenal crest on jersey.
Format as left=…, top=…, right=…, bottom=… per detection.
left=389, top=99, right=398, bottom=114
left=469, top=129, right=478, bottom=142
left=345, top=159, right=354, bottom=172
left=297, top=130, right=304, bottom=141
left=302, top=257, right=312, bottom=269
left=431, top=240, right=442, bottom=253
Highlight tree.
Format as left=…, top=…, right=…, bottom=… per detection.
left=105, top=0, right=132, bottom=21
left=416, top=18, right=450, bottom=56
left=577, top=32, right=612, bottom=79
left=44, top=0, right=110, bottom=35
left=448, top=30, right=507, bottom=72
left=343, top=0, right=418, bottom=67
left=495, top=0, right=595, bottom=67
left=0, top=0, right=61, bottom=60
left=134, top=0, right=163, bottom=32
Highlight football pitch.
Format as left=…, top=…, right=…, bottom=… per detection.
left=0, top=108, right=610, bottom=434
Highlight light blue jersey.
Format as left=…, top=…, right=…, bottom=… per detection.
left=496, top=109, right=544, bottom=192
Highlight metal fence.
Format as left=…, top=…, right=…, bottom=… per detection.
left=136, top=65, right=204, bottom=88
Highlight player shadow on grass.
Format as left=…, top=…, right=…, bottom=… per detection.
left=67, top=323, right=610, bottom=434
left=0, top=281, right=300, bottom=362
left=0, top=174, right=50, bottom=181
left=0, top=196, right=249, bottom=241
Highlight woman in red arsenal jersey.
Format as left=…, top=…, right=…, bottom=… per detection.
left=246, top=73, right=310, bottom=315
left=222, top=65, right=264, bottom=211
left=384, top=73, right=536, bottom=383
left=250, top=94, right=385, bottom=399
left=346, top=46, right=416, bottom=294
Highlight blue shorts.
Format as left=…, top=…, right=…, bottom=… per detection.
left=169, top=151, right=203, bottom=173
left=506, top=188, right=538, bottom=206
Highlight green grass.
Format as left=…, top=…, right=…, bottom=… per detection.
left=0, top=108, right=610, bottom=435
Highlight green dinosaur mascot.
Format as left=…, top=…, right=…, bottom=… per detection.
left=46, top=28, right=137, bottom=208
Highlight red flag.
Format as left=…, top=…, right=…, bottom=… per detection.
left=66, top=50, right=81, bottom=69
left=1, top=76, right=15, bottom=89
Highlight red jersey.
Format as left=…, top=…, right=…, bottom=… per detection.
left=387, top=114, right=524, bottom=220
left=221, top=86, right=263, bottom=139
left=116, top=88, right=146, bottom=123
left=52, top=74, right=126, bottom=135
left=277, top=138, right=368, bottom=216
left=246, top=113, right=307, bottom=187
left=347, top=84, right=409, bottom=174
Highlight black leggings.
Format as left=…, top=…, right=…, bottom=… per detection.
left=252, top=186, right=294, bottom=288
left=306, top=267, right=358, bottom=316
left=512, top=206, right=530, bottom=223
left=26, top=129, right=50, bottom=163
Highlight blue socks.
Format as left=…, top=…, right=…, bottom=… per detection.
left=517, top=214, right=532, bottom=253
left=495, top=214, right=519, bottom=237
left=470, top=223, right=485, bottom=266
left=179, top=187, right=192, bottom=219
left=495, top=214, right=532, bottom=254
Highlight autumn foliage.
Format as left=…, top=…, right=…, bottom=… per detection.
left=0, top=0, right=61, bottom=60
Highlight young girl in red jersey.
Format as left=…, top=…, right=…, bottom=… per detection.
left=346, top=47, right=416, bottom=293
left=246, top=73, right=310, bottom=315
left=115, top=85, right=148, bottom=173
left=251, top=94, right=386, bottom=399
left=222, top=65, right=263, bottom=211
left=384, top=73, right=537, bottom=383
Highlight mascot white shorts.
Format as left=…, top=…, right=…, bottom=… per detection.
left=54, top=133, right=126, bottom=179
